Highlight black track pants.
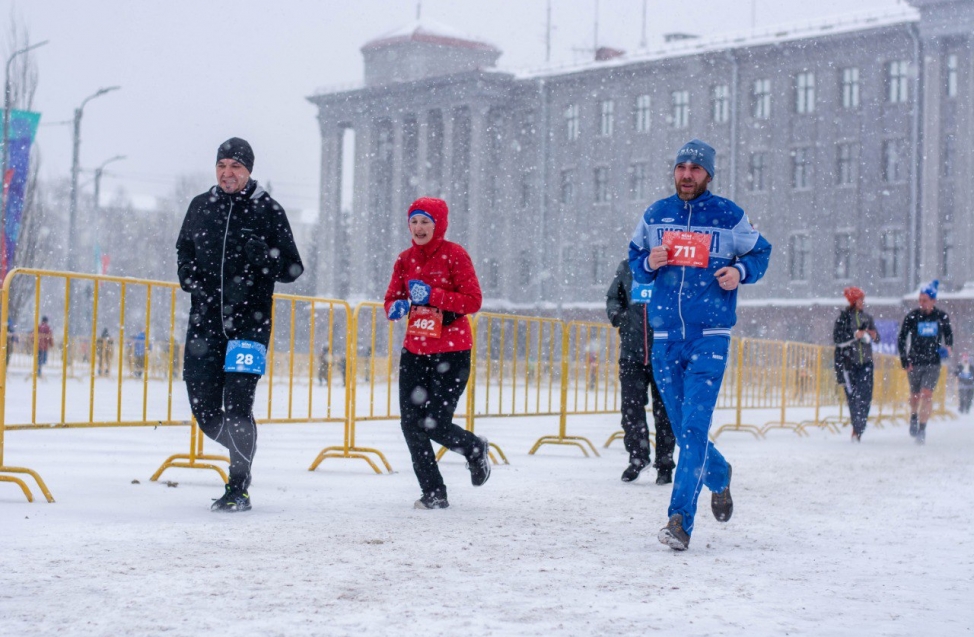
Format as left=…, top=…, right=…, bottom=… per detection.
left=185, top=372, right=261, bottom=485
left=841, top=362, right=874, bottom=437
left=619, top=357, right=675, bottom=470
left=398, top=349, right=480, bottom=497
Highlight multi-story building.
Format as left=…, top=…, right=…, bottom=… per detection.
left=308, top=1, right=974, bottom=347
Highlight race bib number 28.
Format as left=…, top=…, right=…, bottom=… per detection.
left=224, top=340, right=267, bottom=375
left=662, top=231, right=711, bottom=268
left=406, top=305, right=443, bottom=339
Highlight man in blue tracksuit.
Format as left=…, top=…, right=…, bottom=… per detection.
left=629, top=139, right=772, bottom=551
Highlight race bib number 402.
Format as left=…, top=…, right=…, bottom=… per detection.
left=662, top=231, right=711, bottom=268
left=224, top=340, right=267, bottom=375
left=406, top=305, right=443, bottom=339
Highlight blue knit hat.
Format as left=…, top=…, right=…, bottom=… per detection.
left=674, top=139, right=716, bottom=177
left=920, top=279, right=939, bottom=300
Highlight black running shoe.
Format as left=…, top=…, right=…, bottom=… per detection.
left=711, top=464, right=733, bottom=522
left=414, top=490, right=450, bottom=510
left=621, top=458, right=649, bottom=483
left=658, top=514, right=690, bottom=551
left=211, top=484, right=252, bottom=512
left=655, top=468, right=673, bottom=485
left=909, top=414, right=918, bottom=437
left=466, top=436, right=491, bottom=487
left=916, top=423, right=926, bottom=445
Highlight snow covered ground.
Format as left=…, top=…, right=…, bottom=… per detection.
left=3, top=397, right=973, bottom=636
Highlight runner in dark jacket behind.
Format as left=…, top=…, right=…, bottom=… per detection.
left=897, top=280, right=952, bottom=444
left=955, top=353, right=973, bottom=414
left=176, top=137, right=303, bottom=511
left=606, top=259, right=674, bottom=483
left=832, top=286, right=879, bottom=442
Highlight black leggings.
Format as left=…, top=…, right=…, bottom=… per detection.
left=186, top=372, right=261, bottom=486
left=619, top=357, right=675, bottom=470
left=398, top=349, right=480, bottom=497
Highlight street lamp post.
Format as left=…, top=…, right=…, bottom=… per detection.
left=67, top=85, right=119, bottom=275
left=92, top=154, right=124, bottom=275
left=0, top=39, right=49, bottom=277
left=93, top=154, right=125, bottom=212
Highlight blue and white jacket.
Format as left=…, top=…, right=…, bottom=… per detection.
left=628, top=191, right=772, bottom=342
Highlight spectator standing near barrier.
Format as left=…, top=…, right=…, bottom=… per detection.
left=132, top=330, right=148, bottom=378
left=97, top=328, right=114, bottom=376
left=384, top=197, right=490, bottom=510
left=605, top=258, right=675, bottom=484
left=833, top=287, right=880, bottom=442
left=176, top=138, right=303, bottom=512
left=955, top=353, right=974, bottom=414
left=897, top=280, right=952, bottom=445
left=35, top=316, right=53, bottom=378
left=629, top=139, right=772, bottom=551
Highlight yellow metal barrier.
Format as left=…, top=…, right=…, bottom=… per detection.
left=308, top=301, right=393, bottom=474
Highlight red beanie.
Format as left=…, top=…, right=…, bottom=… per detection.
left=843, top=286, right=865, bottom=306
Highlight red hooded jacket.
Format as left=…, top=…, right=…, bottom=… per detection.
left=384, top=197, right=482, bottom=355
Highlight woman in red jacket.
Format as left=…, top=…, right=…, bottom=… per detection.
left=384, top=197, right=491, bottom=509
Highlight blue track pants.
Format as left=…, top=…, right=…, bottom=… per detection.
left=652, top=336, right=732, bottom=536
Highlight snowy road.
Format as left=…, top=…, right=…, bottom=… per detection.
left=2, top=412, right=972, bottom=636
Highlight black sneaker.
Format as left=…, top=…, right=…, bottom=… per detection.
left=414, top=491, right=450, bottom=510
left=655, top=468, right=673, bottom=485
left=711, top=463, right=733, bottom=522
left=210, top=483, right=252, bottom=512
left=466, top=436, right=491, bottom=487
left=916, top=423, right=926, bottom=445
left=658, top=514, right=690, bottom=551
left=621, top=459, right=649, bottom=482
left=909, top=414, right=918, bottom=437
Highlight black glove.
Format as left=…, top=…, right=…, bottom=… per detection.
left=245, top=237, right=271, bottom=267
left=177, top=264, right=199, bottom=294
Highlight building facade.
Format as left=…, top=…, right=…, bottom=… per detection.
left=308, top=1, right=974, bottom=346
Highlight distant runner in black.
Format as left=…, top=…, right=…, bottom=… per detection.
left=832, top=286, right=879, bottom=442
left=897, top=280, right=952, bottom=445
left=605, top=259, right=675, bottom=483
left=176, top=138, right=303, bottom=511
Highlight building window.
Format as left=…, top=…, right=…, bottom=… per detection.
left=841, top=67, right=860, bottom=109
left=629, top=162, right=649, bottom=201
left=634, top=94, right=651, bottom=133
left=888, top=60, right=909, bottom=104
left=834, top=233, right=853, bottom=280
left=598, top=99, right=614, bottom=137
left=670, top=90, right=689, bottom=129
left=943, top=225, right=953, bottom=278
left=519, top=172, right=532, bottom=208
left=947, top=54, right=958, bottom=98
left=712, top=84, right=730, bottom=123
left=594, top=166, right=609, bottom=203
left=484, top=257, right=501, bottom=292
left=748, top=152, right=767, bottom=192
left=753, top=79, right=771, bottom=119
left=592, top=244, right=609, bottom=285
left=944, top=135, right=956, bottom=178
left=565, top=104, right=580, bottom=140
left=789, top=234, right=811, bottom=281
left=883, top=139, right=906, bottom=183
left=796, top=72, right=815, bottom=114
left=518, top=250, right=532, bottom=287
left=880, top=229, right=904, bottom=279
left=792, top=147, right=811, bottom=189
left=836, top=143, right=856, bottom=186
left=559, top=169, right=574, bottom=205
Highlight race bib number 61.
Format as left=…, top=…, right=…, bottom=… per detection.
left=662, top=230, right=711, bottom=268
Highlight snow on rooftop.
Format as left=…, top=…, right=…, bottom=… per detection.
left=506, top=5, right=920, bottom=80
left=361, top=18, right=500, bottom=53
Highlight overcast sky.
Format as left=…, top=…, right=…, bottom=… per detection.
left=3, top=0, right=907, bottom=216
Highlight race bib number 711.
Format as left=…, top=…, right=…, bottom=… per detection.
left=662, top=231, right=711, bottom=268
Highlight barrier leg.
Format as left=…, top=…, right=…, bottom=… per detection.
left=0, top=466, right=55, bottom=503
left=150, top=422, right=230, bottom=483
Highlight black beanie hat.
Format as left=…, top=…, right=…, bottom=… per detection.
left=216, top=137, right=254, bottom=172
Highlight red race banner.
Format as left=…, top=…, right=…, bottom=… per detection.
left=662, top=231, right=711, bottom=268
left=406, top=305, right=443, bottom=339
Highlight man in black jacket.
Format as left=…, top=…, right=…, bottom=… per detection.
left=833, top=287, right=879, bottom=442
left=176, top=138, right=303, bottom=511
left=606, top=259, right=675, bottom=484
left=897, top=280, right=952, bottom=444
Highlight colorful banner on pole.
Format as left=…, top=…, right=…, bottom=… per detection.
left=0, top=108, right=41, bottom=280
